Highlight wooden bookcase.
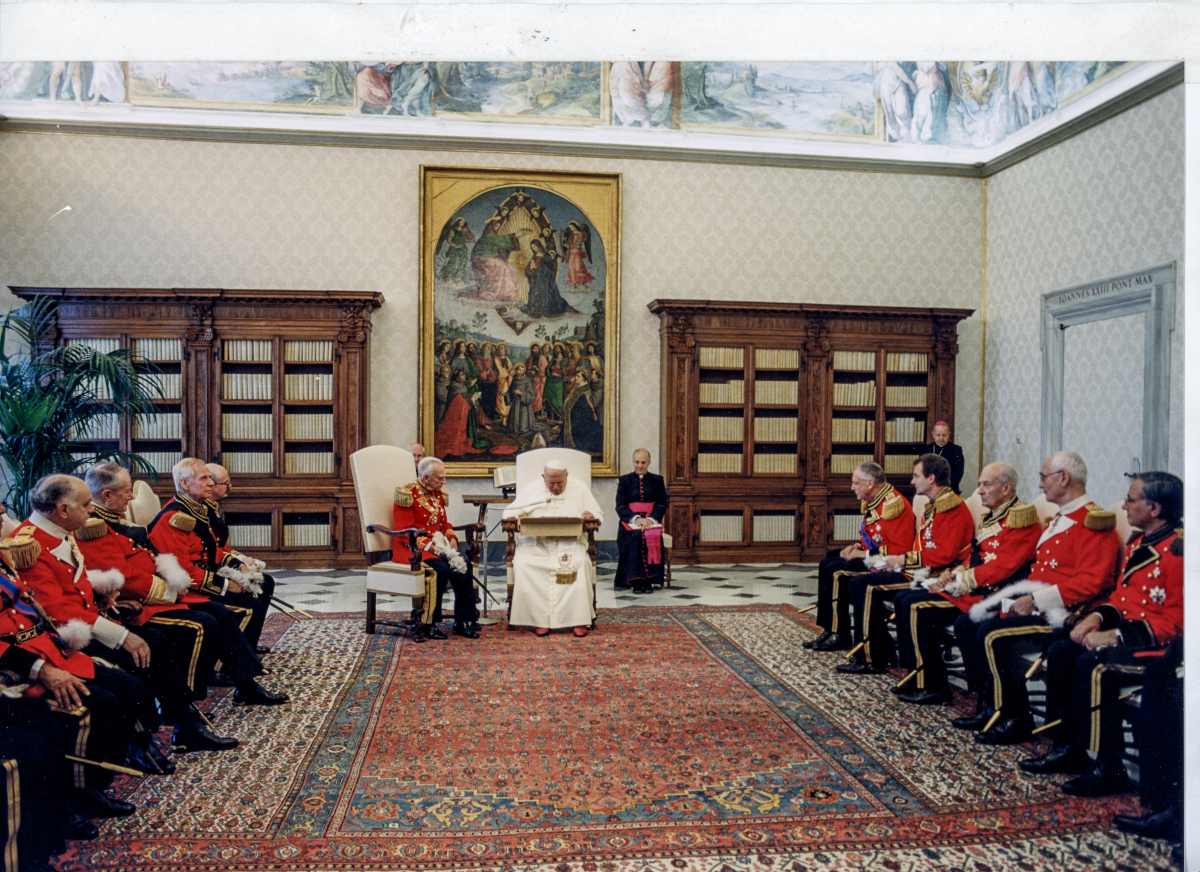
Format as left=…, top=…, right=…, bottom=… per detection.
left=649, top=300, right=973, bottom=563
left=10, top=287, right=383, bottom=567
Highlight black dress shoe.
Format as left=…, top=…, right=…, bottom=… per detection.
left=1018, top=743, right=1086, bottom=775
left=64, top=812, right=99, bottom=841
left=1113, top=807, right=1181, bottom=840
left=255, top=645, right=272, bottom=655
left=811, top=633, right=851, bottom=652
left=974, top=717, right=1033, bottom=745
left=951, top=706, right=995, bottom=731
left=453, top=623, right=480, bottom=639
left=209, top=671, right=236, bottom=687
left=1062, top=760, right=1130, bottom=797
left=897, top=688, right=952, bottom=705
left=128, top=734, right=176, bottom=775
left=75, top=787, right=136, bottom=818
left=174, top=719, right=240, bottom=752
left=233, top=682, right=289, bottom=706
left=836, top=659, right=885, bottom=675
left=425, top=626, right=448, bottom=640
left=802, top=630, right=832, bottom=650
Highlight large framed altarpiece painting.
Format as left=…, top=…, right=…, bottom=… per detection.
left=419, top=167, right=621, bottom=477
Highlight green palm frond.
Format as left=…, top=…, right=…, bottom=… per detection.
left=0, top=300, right=164, bottom=517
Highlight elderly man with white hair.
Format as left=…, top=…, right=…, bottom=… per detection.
left=503, top=460, right=603, bottom=637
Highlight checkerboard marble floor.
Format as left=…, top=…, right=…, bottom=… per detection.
left=266, top=561, right=820, bottom=618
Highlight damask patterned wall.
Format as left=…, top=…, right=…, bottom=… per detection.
left=0, top=132, right=983, bottom=534
left=984, top=86, right=1184, bottom=508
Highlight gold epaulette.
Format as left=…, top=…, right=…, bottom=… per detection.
left=1083, top=506, right=1116, bottom=532
left=933, top=491, right=964, bottom=513
left=1170, top=527, right=1183, bottom=557
left=76, top=517, right=109, bottom=541
left=1006, top=503, right=1039, bottom=529
left=169, top=513, right=196, bottom=533
left=0, top=537, right=41, bottom=571
left=880, top=491, right=906, bottom=521
left=394, top=487, right=413, bottom=508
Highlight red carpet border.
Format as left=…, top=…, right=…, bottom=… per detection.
left=54, top=605, right=1177, bottom=871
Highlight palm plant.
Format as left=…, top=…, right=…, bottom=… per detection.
left=0, top=298, right=162, bottom=518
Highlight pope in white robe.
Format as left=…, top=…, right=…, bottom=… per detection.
left=504, top=462, right=604, bottom=635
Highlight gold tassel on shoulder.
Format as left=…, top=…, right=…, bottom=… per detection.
left=75, top=517, right=109, bottom=541
left=169, top=513, right=197, bottom=533
left=1006, top=503, right=1039, bottom=529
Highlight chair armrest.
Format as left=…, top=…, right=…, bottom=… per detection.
left=451, top=523, right=484, bottom=564
left=501, top=517, right=518, bottom=564
left=364, top=525, right=423, bottom=570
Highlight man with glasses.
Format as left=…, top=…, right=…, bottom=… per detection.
left=806, top=462, right=914, bottom=652
left=957, top=451, right=1121, bottom=746
left=1018, top=471, right=1182, bottom=801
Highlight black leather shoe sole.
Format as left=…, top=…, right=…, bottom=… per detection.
left=1018, top=750, right=1085, bottom=775
left=75, top=788, right=136, bottom=818
left=1113, top=808, right=1180, bottom=840
left=951, top=710, right=995, bottom=731
left=897, top=689, right=952, bottom=705
left=802, top=631, right=831, bottom=650
left=974, top=720, right=1033, bottom=746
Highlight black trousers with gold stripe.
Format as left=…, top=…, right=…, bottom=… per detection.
left=894, top=589, right=962, bottom=692
left=216, top=573, right=275, bottom=647
left=815, top=551, right=868, bottom=635
left=849, top=571, right=911, bottom=665
left=186, top=600, right=265, bottom=686
left=144, top=608, right=221, bottom=704
left=955, top=612, right=1067, bottom=720
left=1045, top=638, right=1146, bottom=764
left=0, top=702, right=69, bottom=871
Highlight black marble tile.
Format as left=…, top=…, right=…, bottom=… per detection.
left=731, top=593, right=759, bottom=599
left=672, top=594, right=702, bottom=599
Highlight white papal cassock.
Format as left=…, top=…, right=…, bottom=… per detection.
left=504, top=477, right=604, bottom=629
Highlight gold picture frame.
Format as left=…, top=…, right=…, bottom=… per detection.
left=419, top=166, right=621, bottom=478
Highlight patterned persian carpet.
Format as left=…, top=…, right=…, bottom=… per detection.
left=56, top=606, right=1177, bottom=871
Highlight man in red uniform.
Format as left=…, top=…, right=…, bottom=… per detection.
left=1018, top=471, right=1182, bottom=798
left=892, top=462, right=1040, bottom=706
left=148, top=460, right=278, bottom=647
left=807, top=461, right=914, bottom=652
left=961, top=450, right=1122, bottom=746
left=0, top=525, right=147, bottom=819
left=80, top=463, right=268, bottom=748
left=16, top=474, right=189, bottom=776
left=839, top=453, right=974, bottom=674
left=393, top=456, right=480, bottom=641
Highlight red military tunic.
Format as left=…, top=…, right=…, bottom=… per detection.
left=15, top=514, right=128, bottom=650
left=1018, top=496, right=1122, bottom=620
left=147, top=495, right=237, bottom=598
left=1093, top=526, right=1182, bottom=650
left=0, top=547, right=94, bottom=680
left=392, top=481, right=457, bottom=565
left=902, top=487, right=974, bottom=574
left=860, top=484, right=916, bottom=556
left=940, top=497, right=1041, bottom=612
left=76, top=508, right=206, bottom=626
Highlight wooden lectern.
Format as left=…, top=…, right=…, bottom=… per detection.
left=502, top=513, right=601, bottom=628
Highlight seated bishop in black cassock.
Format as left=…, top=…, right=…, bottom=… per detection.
left=614, top=449, right=668, bottom=594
